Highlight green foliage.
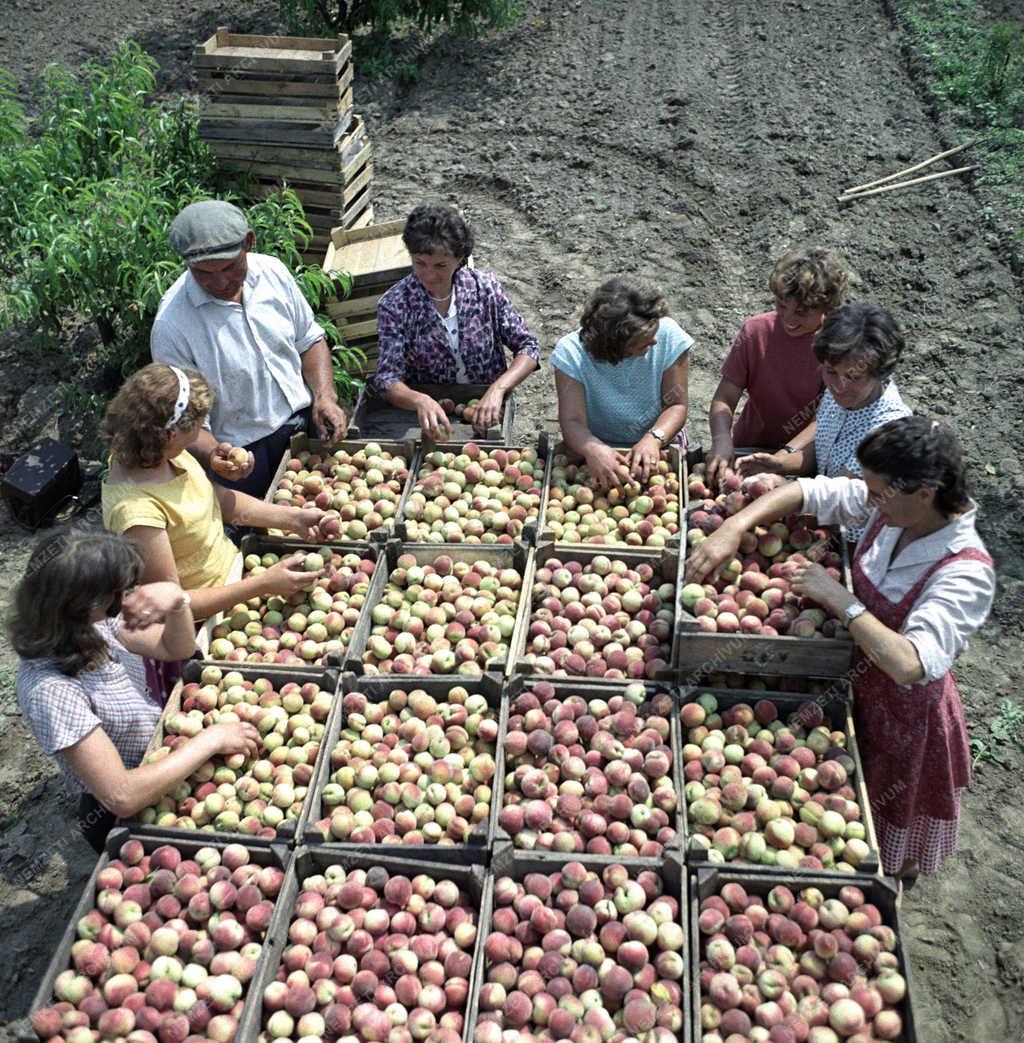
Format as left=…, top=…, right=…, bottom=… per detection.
left=970, top=698, right=1024, bottom=769
left=0, top=42, right=364, bottom=405
left=896, top=1, right=1024, bottom=229
left=278, top=0, right=520, bottom=76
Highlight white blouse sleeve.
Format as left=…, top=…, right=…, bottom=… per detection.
left=902, top=560, right=996, bottom=684
left=796, top=475, right=874, bottom=530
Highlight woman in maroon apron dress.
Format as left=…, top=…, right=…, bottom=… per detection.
left=850, top=514, right=991, bottom=874
left=685, top=416, right=995, bottom=878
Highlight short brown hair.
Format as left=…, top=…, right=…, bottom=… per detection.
left=813, top=303, right=904, bottom=381
left=579, top=277, right=669, bottom=364
left=769, top=247, right=847, bottom=311
left=403, top=205, right=474, bottom=260
left=9, top=529, right=142, bottom=675
left=101, top=364, right=213, bottom=469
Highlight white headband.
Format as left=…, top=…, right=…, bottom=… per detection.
left=165, top=366, right=191, bottom=430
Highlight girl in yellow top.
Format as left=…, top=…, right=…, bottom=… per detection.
left=101, top=364, right=326, bottom=624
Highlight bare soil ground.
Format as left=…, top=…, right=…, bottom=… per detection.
left=1, top=1, right=1022, bottom=1039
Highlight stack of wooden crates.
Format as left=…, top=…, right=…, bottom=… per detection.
left=194, top=28, right=374, bottom=262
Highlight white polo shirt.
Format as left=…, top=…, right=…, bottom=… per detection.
left=151, top=253, right=325, bottom=446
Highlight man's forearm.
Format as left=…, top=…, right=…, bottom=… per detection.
left=301, top=339, right=338, bottom=402
left=188, top=427, right=219, bottom=466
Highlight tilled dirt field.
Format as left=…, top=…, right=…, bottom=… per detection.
left=0, top=0, right=1022, bottom=1039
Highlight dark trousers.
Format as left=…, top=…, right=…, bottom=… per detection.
left=79, top=792, right=116, bottom=854
left=213, top=410, right=311, bottom=501
left=214, top=411, right=310, bottom=542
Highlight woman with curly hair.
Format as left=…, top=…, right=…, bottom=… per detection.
left=11, top=530, right=260, bottom=851
left=101, top=364, right=326, bottom=625
left=552, top=276, right=692, bottom=490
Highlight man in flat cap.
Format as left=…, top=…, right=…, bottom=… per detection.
left=151, top=199, right=349, bottom=497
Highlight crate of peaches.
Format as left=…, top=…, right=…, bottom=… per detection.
left=492, top=679, right=684, bottom=862
left=18, top=829, right=290, bottom=1043
left=542, top=443, right=684, bottom=549
left=690, top=869, right=918, bottom=1042
left=505, top=543, right=679, bottom=682
left=396, top=434, right=552, bottom=544
left=351, top=542, right=532, bottom=678
left=264, top=434, right=414, bottom=542
left=129, top=663, right=338, bottom=845
left=679, top=687, right=880, bottom=877
left=296, top=674, right=506, bottom=855
left=468, top=854, right=691, bottom=1043
left=243, top=848, right=487, bottom=1043
left=677, top=462, right=855, bottom=678
left=196, top=539, right=381, bottom=674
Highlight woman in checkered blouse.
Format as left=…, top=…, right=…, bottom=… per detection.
left=11, top=530, right=261, bottom=852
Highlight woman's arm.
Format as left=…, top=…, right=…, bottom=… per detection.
left=116, top=582, right=196, bottom=660
left=212, top=484, right=324, bottom=538
left=64, top=721, right=261, bottom=819
left=555, top=370, right=629, bottom=491
left=126, top=526, right=320, bottom=621
left=738, top=419, right=818, bottom=478
left=626, top=353, right=690, bottom=482
left=383, top=381, right=453, bottom=441
left=475, top=354, right=539, bottom=431
left=788, top=562, right=925, bottom=686
left=685, top=480, right=807, bottom=583
left=707, top=377, right=744, bottom=489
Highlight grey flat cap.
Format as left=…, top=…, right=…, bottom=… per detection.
left=170, top=200, right=250, bottom=263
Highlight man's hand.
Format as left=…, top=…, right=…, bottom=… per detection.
left=627, top=434, right=663, bottom=483
left=417, top=396, right=453, bottom=442
left=312, top=399, right=349, bottom=445
left=121, top=582, right=190, bottom=630
left=584, top=443, right=631, bottom=492
left=474, top=383, right=505, bottom=433
left=209, top=442, right=254, bottom=482
left=283, top=508, right=328, bottom=541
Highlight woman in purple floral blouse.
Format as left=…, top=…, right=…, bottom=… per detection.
left=373, top=205, right=541, bottom=439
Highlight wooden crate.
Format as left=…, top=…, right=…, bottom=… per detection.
left=193, top=27, right=352, bottom=89
left=199, top=90, right=355, bottom=146
left=322, top=218, right=409, bottom=285
left=206, top=131, right=371, bottom=177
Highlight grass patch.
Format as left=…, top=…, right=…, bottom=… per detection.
left=971, top=697, right=1024, bottom=768
left=895, top=0, right=1024, bottom=229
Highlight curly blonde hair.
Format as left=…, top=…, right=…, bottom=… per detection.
left=769, top=247, right=847, bottom=311
left=101, top=364, right=213, bottom=469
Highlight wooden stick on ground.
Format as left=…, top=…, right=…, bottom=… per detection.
left=837, top=164, right=977, bottom=203
left=839, top=141, right=974, bottom=197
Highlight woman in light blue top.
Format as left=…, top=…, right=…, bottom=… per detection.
left=552, top=277, right=692, bottom=490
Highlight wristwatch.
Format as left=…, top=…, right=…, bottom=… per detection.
left=844, top=600, right=867, bottom=624
left=779, top=446, right=797, bottom=455
left=649, top=427, right=667, bottom=445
